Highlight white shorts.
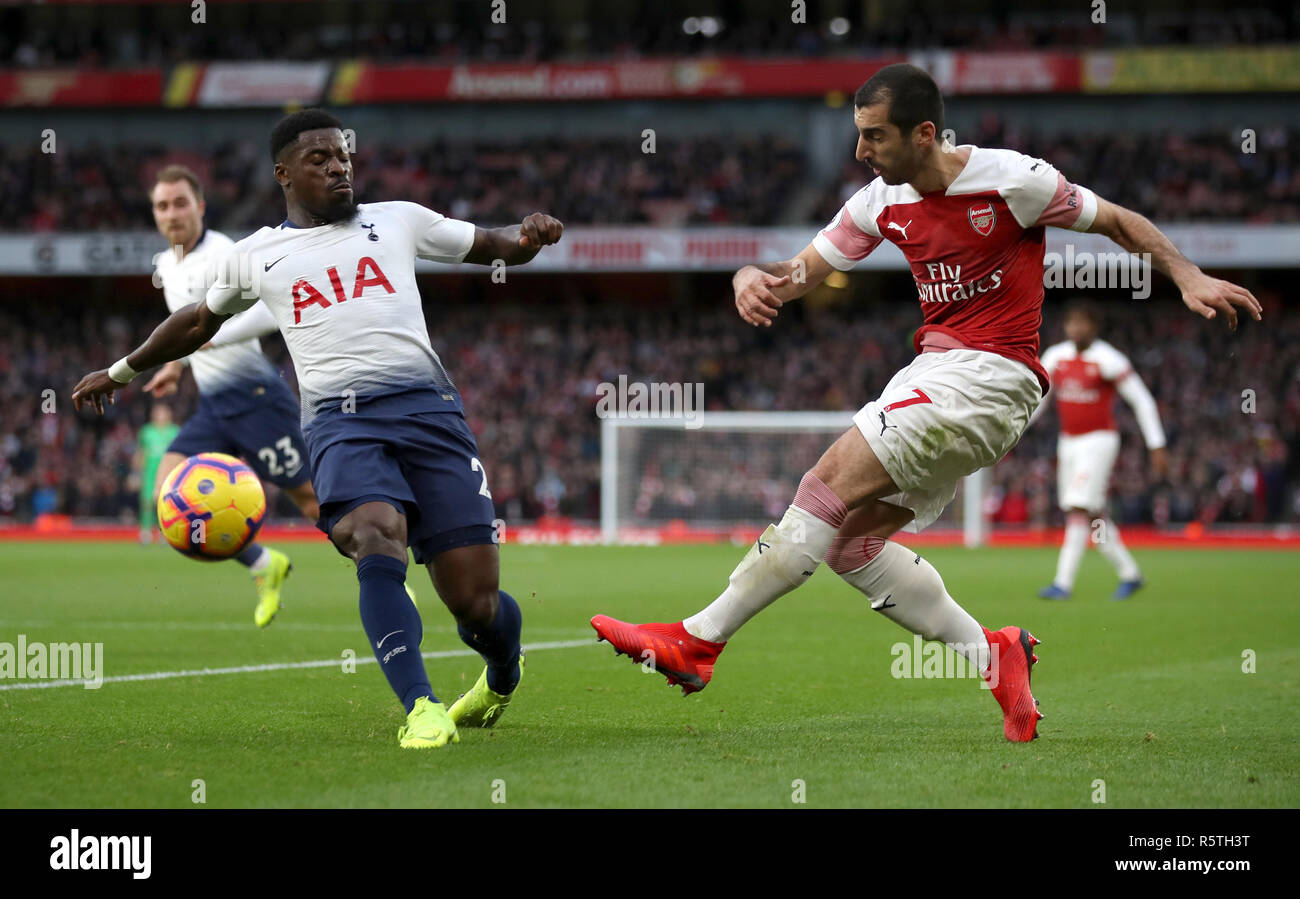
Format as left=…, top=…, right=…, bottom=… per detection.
left=853, top=349, right=1042, bottom=531
left=1057, top=430, right=1120, bottom=513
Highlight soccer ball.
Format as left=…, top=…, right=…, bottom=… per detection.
left=157, top=453, right=266, bottom=560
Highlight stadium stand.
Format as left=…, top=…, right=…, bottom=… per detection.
left=3, top=125, right=1297, bottom=233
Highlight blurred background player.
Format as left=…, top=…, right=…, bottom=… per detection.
left=1032, top=300, right=1167, bottom=600
left=131, top=402, right=178, bottom=544
left=144, top=164, right=320, bottom=627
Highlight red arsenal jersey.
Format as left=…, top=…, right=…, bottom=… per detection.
left=1040, top=338, right=1133, bottom=435
left=813, top=146, right=1098, bottom=392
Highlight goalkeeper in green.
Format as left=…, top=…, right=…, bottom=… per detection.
left=133, top=403, right=179, bottom=544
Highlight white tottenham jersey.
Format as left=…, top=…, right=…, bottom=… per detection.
left=153, top=229, right=279, bottom=394
left=204, top=201, right=476, bottom=424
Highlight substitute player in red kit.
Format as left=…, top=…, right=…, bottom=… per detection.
left=1032, top=301, right=1167, bottom=601
left=591, top=63, right=1260, bottom=742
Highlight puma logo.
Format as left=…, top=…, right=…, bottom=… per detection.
left=887, top=220, right=913, bottom=240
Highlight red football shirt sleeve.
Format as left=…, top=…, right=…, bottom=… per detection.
left=812, top=186, right=884, bottom=271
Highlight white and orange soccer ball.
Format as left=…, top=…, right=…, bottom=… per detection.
left=157, top=453, right=266, bottom=560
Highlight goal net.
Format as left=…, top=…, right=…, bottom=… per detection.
left=600, top=411, right=988, bottom=545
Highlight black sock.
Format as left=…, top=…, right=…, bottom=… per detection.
left=357, top=554, right=433, bottom=713
left=458, top=590, right=522, bottom=695
left=234, top=542, right=264, bottom=567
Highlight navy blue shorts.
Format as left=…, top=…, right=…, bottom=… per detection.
left=168, top=382, right=312, bottom=489
left=306, top=408, right=496, bottom=564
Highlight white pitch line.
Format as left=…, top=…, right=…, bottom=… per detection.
left=0, top=638, right=594, bottom=692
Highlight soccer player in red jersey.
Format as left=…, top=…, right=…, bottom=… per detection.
left=591, top=64, right=1260, bottom=742
left=1032, top=301, right=1167, bottom=601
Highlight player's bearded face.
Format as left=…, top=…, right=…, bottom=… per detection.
left=854, top=104, right=922, bottom=186
left=286, top=129, right=356, bottom=223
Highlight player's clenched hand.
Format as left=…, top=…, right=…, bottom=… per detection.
left=518, top=213, right=563, bottom=249
left=72, top=370, right=122, bottom=415
left=1179, top=271, right=1262, bottom=331
left=734, top=267, right=791, bottom=327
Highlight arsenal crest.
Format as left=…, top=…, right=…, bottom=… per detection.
left=968, top=202, right=997, bottom=237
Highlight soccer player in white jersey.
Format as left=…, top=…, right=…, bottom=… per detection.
left=144, top=165, right=320, bottom=627
left=1032, top=300, right=1167, bottom=601
left=591, top=64, right=1260, bottom=742
left=74, top=110, right=563, bottom=749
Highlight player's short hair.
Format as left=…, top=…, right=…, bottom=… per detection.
left=1065, top=299, right=1103, bottom=327
left=152, top=164, right=203, bottom=201
left=854, top=63, right=945, bottom=136
left=270, top=108, right=344, bottom=162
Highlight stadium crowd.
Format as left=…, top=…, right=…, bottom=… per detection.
left=1, top=294, right=1295, bottom=529
left=1, top=135, right=808, bottom=232
left=3, top=2, right=1294, bottom=66
left=811, top=121, right=1300, bottom=225
left=3, top=123, right=1298, bottom=235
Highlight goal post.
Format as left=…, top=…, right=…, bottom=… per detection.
left=600, top=411, right=989, bottom=546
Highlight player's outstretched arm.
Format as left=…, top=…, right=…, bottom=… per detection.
left=734, top=243, right=836, bottom=327
left=463, top=212, right=563, bottom=266
left=72, top=301, right=231, bottom=415
left=1086, top=197, right=1262, bottom=330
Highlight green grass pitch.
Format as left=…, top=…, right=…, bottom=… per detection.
left=1, top=540, right=1296, bottom=808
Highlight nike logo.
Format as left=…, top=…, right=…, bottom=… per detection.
left=264, top=255, right=288, bottom=272
left=887, top=220, right=913, bottom=240
left=376, top=630, right=404, bottom=649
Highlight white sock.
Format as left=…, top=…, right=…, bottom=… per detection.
left=684, top=507, right=839, bottom=643
left=245, top=546, right=271, bottom=573
left=831, top=538, right=990, bottom=671
left=1053, top=512, right=1090, bottom=590
left=1096, top=518, right=1141, bottom=581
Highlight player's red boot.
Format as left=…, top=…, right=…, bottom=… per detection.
left=982, top=625, right=1044, bottom=742
left=590, top=615, right=725, bottom=695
